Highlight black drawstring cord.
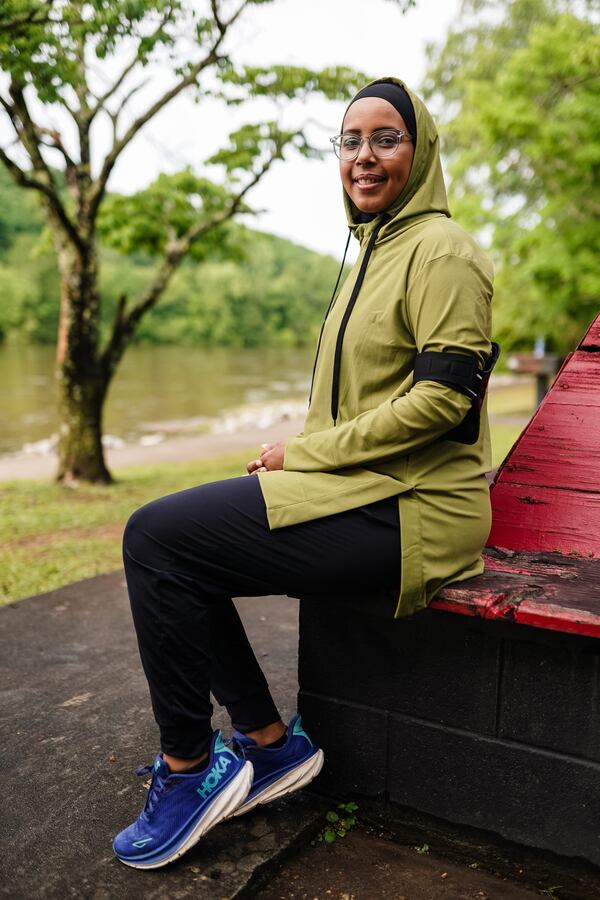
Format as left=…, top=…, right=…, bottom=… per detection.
left=307, top=227, right=352, bottom=408
left=330, top=214, right=389, bottom=423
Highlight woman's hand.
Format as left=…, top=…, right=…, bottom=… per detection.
left=246, top=441, right=287, bottom=475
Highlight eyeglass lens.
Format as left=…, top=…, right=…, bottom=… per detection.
left=336, top=131, right=402, bottom=159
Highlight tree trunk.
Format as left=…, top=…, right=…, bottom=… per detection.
left=55, top=237, right=113, bottom=484
left=56, top=371, right=111, bottom=483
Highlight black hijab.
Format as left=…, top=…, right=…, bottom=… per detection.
left=343, top=81, right=417, bottom=141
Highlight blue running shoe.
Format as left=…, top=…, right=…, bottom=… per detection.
left=230, top=713, right=324, bottom=817
left=112, top=730, right=253, bottom=869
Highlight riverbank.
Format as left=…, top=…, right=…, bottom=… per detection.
left=0, top=377, right=535, bottom=482
left=0, top=415, right=306, bottom=482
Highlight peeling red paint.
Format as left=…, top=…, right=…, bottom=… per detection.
left=434, top=312, right=600, bottom=639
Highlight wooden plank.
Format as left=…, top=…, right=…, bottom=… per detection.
left=580, top=313, right=600, bottom=349
left=488, top=483, right=600, bottom=554
left=508, top=600, right=600, bottom=637
left=438, top=314, right=600, bottom=635
left=537, top=351, right=600, bottom=407
left=499, top=403, right=600, bottom=492
left=489, top=319, right=600, bottom=554
left=432, top=550, right=600, bottom=638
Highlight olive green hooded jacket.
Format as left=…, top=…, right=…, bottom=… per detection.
left=257, top=77, right=493, bottom=618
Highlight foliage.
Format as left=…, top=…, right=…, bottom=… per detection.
left=0, top=0, right=378, bottom=480
left=0, top=168, right=343, bottom=347
left=98, top=170, right=247, bottom=262
left=0, top=167, right=43, bottom=254
left=424, top=0, right=600, bottom=354
left=318, top=801, right=359, bottom=844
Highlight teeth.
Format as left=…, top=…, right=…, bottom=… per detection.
left=356, top=177, right=382, bottom=184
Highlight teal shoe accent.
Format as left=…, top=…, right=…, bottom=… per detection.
left=215, top=729, right=240, bottom=759
left=230, top=713, right=323, bottom=817
left=292, top=715, right=313, bottom=746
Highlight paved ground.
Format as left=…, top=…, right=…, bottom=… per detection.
left=257, top=823, right=546, bottom=900
left=0, top=573, right=323, bottom=899
left=1, top=572, right=582, bottom=899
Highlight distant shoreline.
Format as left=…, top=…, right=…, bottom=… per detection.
left=0, top=374, right=534, bottom=482
left=0, top=416, right=307, bottom=482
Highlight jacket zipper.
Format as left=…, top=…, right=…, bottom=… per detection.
left=307, top=228, right=351, bottom=409
left=330, top=214, right=389, bottom=423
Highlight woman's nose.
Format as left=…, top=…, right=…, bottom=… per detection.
left=355, top=137, right=376, bottom=162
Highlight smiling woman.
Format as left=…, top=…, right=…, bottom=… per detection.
left=112, top=76, right=497, bottom=871
left=337, top=87, right=416, bottom=215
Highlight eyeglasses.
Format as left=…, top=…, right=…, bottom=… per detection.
left=330, top=128, right=413, bottom=161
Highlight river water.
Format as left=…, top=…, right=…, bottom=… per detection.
left=0, top=344, right=314, bottom=457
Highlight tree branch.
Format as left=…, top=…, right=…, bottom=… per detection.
left=0, top=7, right=52, bottom=34
left=106, top=77, right=151, bottom=127
left=0, top=145, right=53, bottom=194
left=0, top=94, right=20, bottom=136
left=89, top=6, right=175, bottom=122
left=7, top=81, right=83, bottom=247
left=38, top=127, right=77, bottom=168
left=88, top=1, right=250, bottom=222
left=99, top=140, right=279, bottom=377
left=210, top=0, right=226, bottom=35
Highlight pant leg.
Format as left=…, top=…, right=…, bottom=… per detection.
left=123, top=474, right=400, bottom=757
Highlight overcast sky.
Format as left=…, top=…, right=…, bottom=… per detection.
left=1, top=0, right=463, bottom=261
left=103, top=0, right=463, bottom=261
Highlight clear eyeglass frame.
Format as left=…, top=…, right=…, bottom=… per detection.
left=330, top=128, right=413, bottom=161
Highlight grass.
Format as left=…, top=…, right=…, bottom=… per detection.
left=1, top=421, right=524, bottom=606
left=487, top=381, right=536, bottom=417
left=490, top=423, right=523, bottom=469
left=0, top=449, right=255, bottom=605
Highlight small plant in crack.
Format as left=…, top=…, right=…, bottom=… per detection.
left=318, top=801, right=359, bottom=844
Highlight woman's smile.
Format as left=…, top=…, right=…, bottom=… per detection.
left=353, top=173, right=387, bottom=191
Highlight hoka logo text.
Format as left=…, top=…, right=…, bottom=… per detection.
left=196, top=755, right=232, bottom=800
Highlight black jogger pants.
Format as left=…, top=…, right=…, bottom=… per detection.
left=123, top=473, right=401, bottom=758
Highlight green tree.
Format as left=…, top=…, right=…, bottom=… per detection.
left=424, top=0, right=600, bottom=353
left=1, top=0, right=416, bottom=483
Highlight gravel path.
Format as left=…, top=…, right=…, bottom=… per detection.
left=0, top=416, right=306, bottom=482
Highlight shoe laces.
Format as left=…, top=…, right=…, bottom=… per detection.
left=224, top=736, right=246, bottom=758
left=135, top=763, right=173, bottom=820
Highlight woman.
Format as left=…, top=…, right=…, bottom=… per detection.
left=113, top=77, right=495, bottom=869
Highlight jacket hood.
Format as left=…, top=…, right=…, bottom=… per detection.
left=342, top=76, right=450, bottom=243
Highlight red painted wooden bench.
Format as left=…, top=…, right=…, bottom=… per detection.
left=432, top=311, right=600, bottom=637
left=298, top=311, right=600, bottom=880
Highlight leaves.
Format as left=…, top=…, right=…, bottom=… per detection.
left=318, top=801, right=359, bottom=845
left=215, top=63, right=370, bottom=103
left=425, top=0, right=600, bottom=354
left=98, top=169, right=240, bottom=258
left=0, top=0, right=369, bottom=481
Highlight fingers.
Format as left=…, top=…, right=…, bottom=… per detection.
left=247, top=442, right=275, bottom=475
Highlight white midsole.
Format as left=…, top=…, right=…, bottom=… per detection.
left=119, top=760, right=254, bottom=870
left=233, top=749, right=324, bottom=817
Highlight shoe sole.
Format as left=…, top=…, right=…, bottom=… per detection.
left=116, top=760, right=253, bottom=869
left=232, top=749, right=324, bottom=817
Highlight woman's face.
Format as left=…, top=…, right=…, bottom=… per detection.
left=340, top=97, right=415, bottom=215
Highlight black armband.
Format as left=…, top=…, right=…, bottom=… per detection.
left=412, top=342, right=501, bottom=444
